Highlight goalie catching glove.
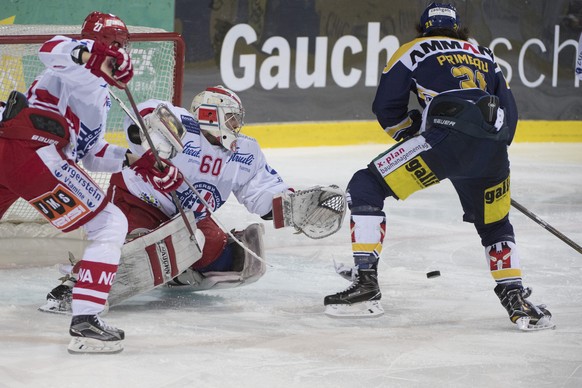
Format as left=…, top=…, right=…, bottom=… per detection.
left=272, top=185, right=347, bottom=239
left=132, top=149, right=184, bottom=193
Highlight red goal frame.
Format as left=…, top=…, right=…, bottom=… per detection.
left=0, top=32, right=185, bottom=106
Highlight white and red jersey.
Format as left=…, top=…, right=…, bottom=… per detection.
left=26, top=35, right=127, bottom=172
left=120, top=99, right=289, bottom=220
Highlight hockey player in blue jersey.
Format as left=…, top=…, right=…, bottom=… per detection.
left=324, top=2, right=554, bottom=331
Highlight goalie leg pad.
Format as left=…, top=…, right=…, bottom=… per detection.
left=191, top=216, right=228, bottom=270
left=169, top=223, right=266, bottom=291
left=233, top=222, right=266, bottom=285
left=108, top=211, right=204, bottom=307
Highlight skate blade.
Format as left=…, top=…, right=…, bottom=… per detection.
left=516, top=316, right=556, bottom=331
left=67, top=337, right=123, bottom=354
left=324, top=300, right=384, bottom=318
left=38, top=300, right=71, bottom=315
left=39, top=303, right=109, bottom=316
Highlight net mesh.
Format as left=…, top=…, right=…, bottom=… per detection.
left=0, top=25, right=182, bottom=225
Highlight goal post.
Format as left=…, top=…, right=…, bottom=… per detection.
left=0, top=25, right=185, bottom=229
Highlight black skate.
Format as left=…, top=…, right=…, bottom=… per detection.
left=324, top=267, right=383, bottom=318
left=495, top=284, right=555, bottom=331
left=38, top=274, right=76, bottom=315
left=68, top=315, right=124, bottom=354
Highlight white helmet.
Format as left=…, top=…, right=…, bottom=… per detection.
left=190, top=85, right=245, bottom=151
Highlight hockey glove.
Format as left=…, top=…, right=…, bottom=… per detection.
left=85, top=41, right=133, bottom=88
left=393, top=109, right=422, bottom=142
left=132, top=150, right=184, bottom=193
left=110, top=47, right=133, bottom=85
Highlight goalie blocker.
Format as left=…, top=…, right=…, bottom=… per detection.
left=272, top=185, right=347, bottom=239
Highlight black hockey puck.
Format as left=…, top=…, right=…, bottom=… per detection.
left=426, top=270, right=441, bottom=278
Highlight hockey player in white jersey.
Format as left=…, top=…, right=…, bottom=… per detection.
left=0, top=11, right=182, bottom=354
left=41, top=86, right=318, bottom=313
left=113, top=86, right=289, bottom=290
left=109, top=87, right=344, bottom=293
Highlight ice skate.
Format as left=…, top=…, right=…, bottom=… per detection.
left=38, top=274, right=75, bottom=315
left=324, top=267, right=383, bottom=318
left=495, top=284, right=555, bottom=331
left=68, top=315, right=124, bottom=354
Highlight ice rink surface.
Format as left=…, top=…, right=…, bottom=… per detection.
left=0, top=143, right=581, bottom=388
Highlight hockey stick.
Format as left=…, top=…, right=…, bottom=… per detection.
left=109, top=90, right=139, bottom=129
left=123, top=88, right=200, bottom=251
left=511, top=199, right=582, bottom=255
left=180, top=178, right=271, bottom=266
left=111, top=90, right=269, bottom=266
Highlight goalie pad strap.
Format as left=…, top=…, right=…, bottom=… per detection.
left=169, top=223, right=266, bottom=291
left=144, top=235, right=179, bottom=285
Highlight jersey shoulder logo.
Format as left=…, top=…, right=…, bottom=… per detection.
left=181, top=115, right=200, bottom=134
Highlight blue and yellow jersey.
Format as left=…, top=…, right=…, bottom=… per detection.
left=372, top=36, right=518, bottom=142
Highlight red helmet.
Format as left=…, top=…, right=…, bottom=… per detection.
left=81, top=11, right=129, bottom=49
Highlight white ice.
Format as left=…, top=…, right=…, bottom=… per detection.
left=0, top=143, right=581, bottom=388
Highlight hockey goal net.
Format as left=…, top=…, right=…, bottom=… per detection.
left=0, top=24, right=184, bottom=236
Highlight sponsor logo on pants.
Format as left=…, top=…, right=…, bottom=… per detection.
left=30, top=184, right=90, bottom=229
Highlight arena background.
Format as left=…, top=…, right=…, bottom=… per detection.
left=2, top=0, right=582, bottom=145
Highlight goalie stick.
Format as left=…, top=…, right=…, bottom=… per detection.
left=123, top=88, right=200, bottom=251
left=181, top=178, right=271, bottom=266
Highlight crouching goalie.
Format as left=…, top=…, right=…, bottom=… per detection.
left=40, top=86, right=346, bottom=313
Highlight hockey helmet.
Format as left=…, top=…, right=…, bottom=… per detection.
left=82, top=11, right=130, bottom=49
left=190, top=85, right=245, bottom=152
left=419, top=2, right=460, bottom=34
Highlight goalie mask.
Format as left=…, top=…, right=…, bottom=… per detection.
left=190, top=86, right=245, bottom=152
left=419, top=2, right=460, bottom=35
left=82, top=11, right=130, bottom=50
left=126, top=103, right=186, bottom=159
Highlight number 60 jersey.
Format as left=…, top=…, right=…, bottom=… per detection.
left=118, top=99, right=290, bottom=221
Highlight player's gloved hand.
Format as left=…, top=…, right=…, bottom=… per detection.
left=132, top=150, right=184, bottom=193
left=85, top=41, right=133, bottom=88
left=393, top=109, right=422, bottom=142
left=110, top=47, right=133, bottom=85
